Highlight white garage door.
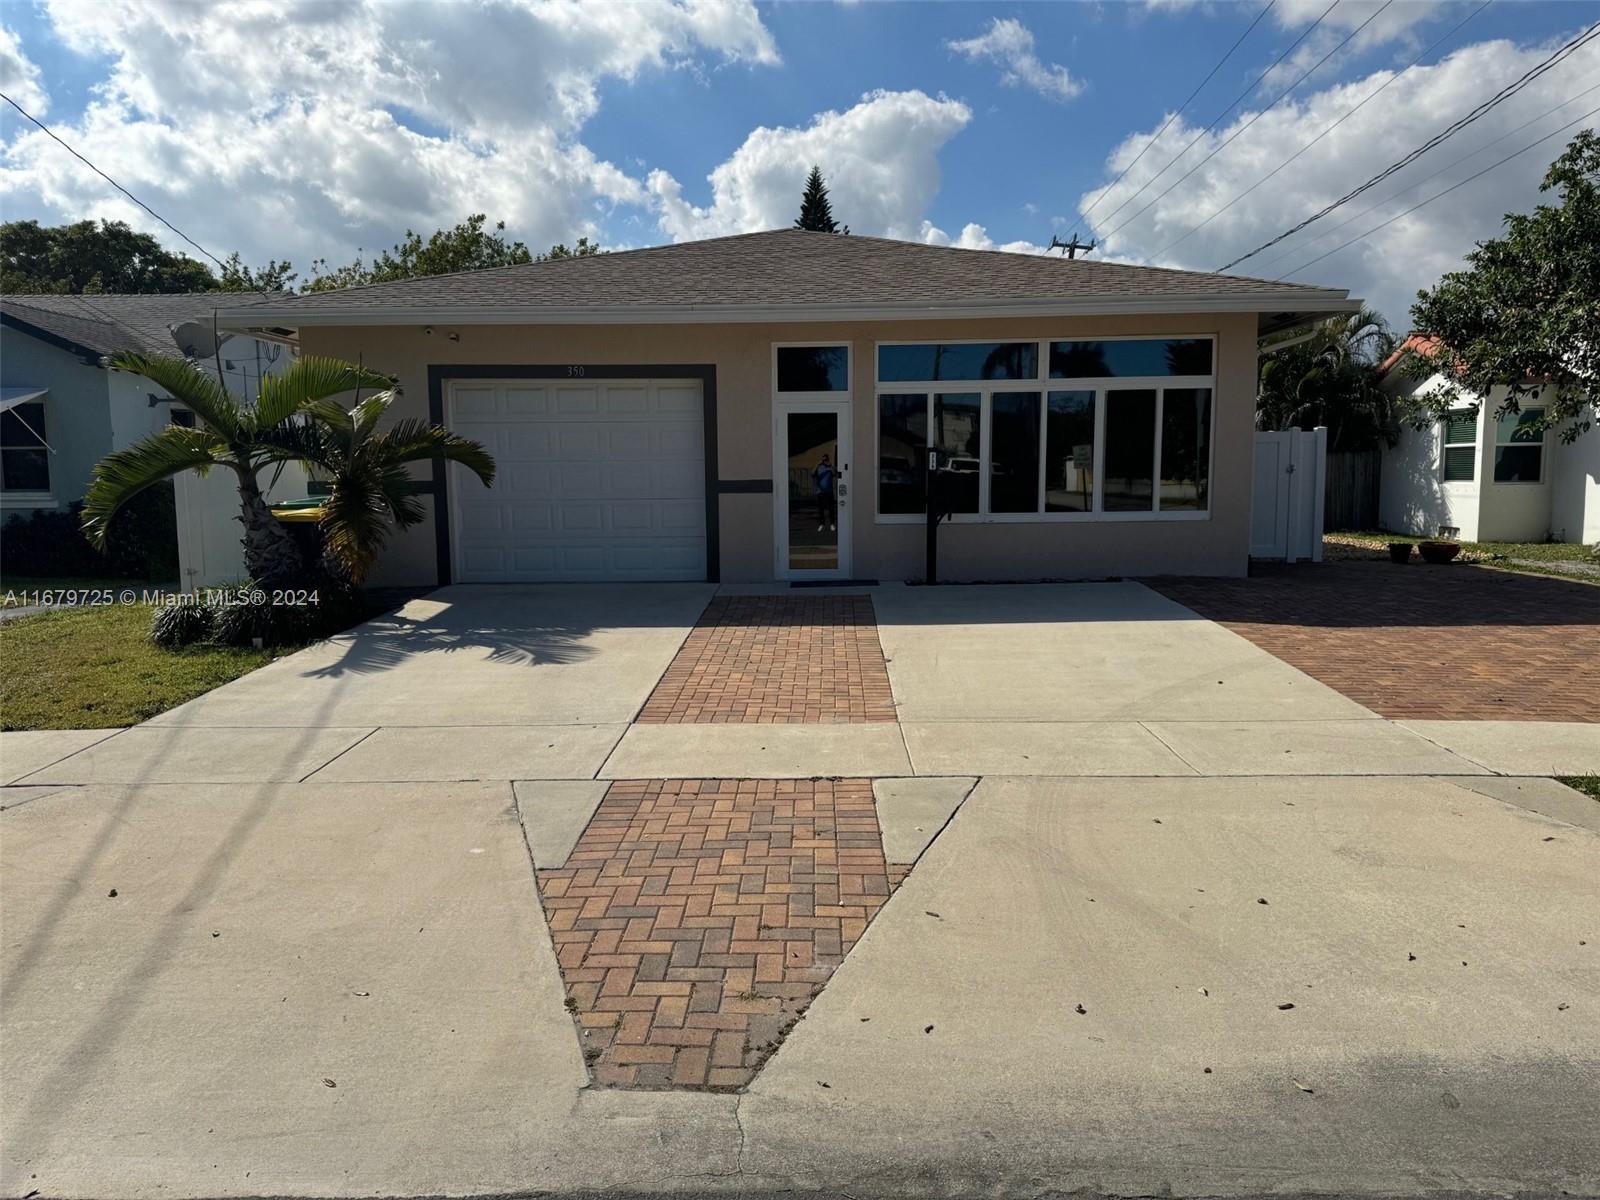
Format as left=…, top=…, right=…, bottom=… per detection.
left=446, top=377, right=706, bottom=583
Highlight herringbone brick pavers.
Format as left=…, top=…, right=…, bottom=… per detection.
left=537, top=778, right=906, bottom=1089
left=1154, top=562, right=1599, bottom=722
left=636, top=594, right=897, bottom=723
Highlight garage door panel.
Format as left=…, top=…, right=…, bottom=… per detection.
left=554, top=386, right=600, bottom=414
left=605, top=385, right=650, bottom=413
left=505, top=465, right=554, bottom=497
left=448, top=377, right=707, bottom=583
left=506, top=428, right=554, bottom=457
left=452, top=385, right=500, bottom=417
left=657, top=384, right=700, bottom=414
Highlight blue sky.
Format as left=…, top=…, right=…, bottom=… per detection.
left=1, top=0, right=1596, bottom=325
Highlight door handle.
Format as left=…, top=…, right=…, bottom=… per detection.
left=838, top=483, right=848, bottom=498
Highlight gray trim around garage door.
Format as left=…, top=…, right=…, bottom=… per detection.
left=426, top=364, right=722, bottom=585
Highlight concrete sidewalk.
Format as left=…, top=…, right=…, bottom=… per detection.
left=3, top=774, right=1595, bottom=1198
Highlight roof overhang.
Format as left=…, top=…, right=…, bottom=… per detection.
left=217, top=291, right=1362, bottom=331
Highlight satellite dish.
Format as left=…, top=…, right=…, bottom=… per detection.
left=170, top=321, right=220, bottom=360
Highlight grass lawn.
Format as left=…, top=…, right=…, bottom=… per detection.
left=1, top=602, right=283, bottom=730
left=1326, top=532, right=1597, bottom=580
left=1557, top=776, right=1600, bottom=802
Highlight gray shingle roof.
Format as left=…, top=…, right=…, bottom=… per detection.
left=0, top=292, right=285, bottom=359
left=219, top=230, right=1351, bottom=320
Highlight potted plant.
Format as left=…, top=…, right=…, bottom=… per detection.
left=1387, top=541, right=1414, bottom=564
left=1418, top=540, right=1462, bottom=564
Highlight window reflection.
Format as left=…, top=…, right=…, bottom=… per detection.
left=933, top=392, right=981, bottom=513
left=1049, top=339, right=1212, bottom=378
left=878, top=342, right=1038, bottom=382
left=1159, top=388, right=1211, bottom=511
left=989, top=391, right=1041, bottom=514
left=1103, top=389, right=1156, bottom=511
left=777, top=346, right=849, bottom=392
left=1044, top=390, right=1095, bottom=513
left=878, top=393, right=927, bottom=514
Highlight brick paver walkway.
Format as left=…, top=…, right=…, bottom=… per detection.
left=537, top=778, right=907, bottom=1089
left=1154, top=562, right=1599, bottom=722
left=637, top=595, right=897, bottom=723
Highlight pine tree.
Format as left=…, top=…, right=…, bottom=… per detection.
left=794, top=166, right=845, bottom=233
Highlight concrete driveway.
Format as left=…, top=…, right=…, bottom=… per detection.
left=3, top=580, right=1597, bottom=1198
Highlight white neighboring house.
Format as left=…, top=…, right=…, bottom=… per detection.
left=1378, top=336, right=1599, bottom=545
left=0, top=292, right=307, bottom=586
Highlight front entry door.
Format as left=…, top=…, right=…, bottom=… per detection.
left=776, top=404, right=851, bottom=580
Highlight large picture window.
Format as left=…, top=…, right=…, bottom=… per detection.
left=1493, top=406, right=1544, bottom=483
left=875, top=337, right=1214, bottom=521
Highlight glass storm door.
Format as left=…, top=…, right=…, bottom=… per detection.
left=777, top=405, right=851, bottom=579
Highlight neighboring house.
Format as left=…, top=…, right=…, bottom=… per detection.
left=0, top=292, right=306, bottom=585
left=1377, top=334, right=1599, bottom=544
left=218, top=229, right=1360, bottom=586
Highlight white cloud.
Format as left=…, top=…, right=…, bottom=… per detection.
left=647, top=90, right=972, bottom=240
left=1077, top=33, right=1600, bottom=325
left=947, top=18, right=1083, bottom=102
left=919, top=220, right=1048, bottom=255
left=0, top=23, right=48, bottom=116
left=1, top=0, right=777, bottom=269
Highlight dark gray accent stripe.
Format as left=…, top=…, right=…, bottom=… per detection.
left=717, top=479, right=773, bottom=494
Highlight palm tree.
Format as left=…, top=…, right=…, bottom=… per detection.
left=1256, top=308, right=1400, bottom=451
left=82, top=354, right=397, bottom=586
left=300, top=389, right=494, bottom=584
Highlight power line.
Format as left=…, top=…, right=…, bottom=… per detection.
left=1249, top=80, right=1600, bottom=276
left=1, top=89, right=230, bottom=273
left=1091, top=0, right=1340, bottom=232
left=1080, top=0, right=1277, bottom=223
left=1099, top=0, right=1392, bottom=245
left=1152, top=0, right=1491, bottom=260
left=1216, top=19, right=1600, bottom=270
left=1275, top=100, right=1600, bottom=279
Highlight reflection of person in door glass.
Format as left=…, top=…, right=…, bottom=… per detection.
left=814, top=453, right=836, bottom=532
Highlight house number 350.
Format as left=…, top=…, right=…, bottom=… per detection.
left=567, top=366, right=586, bottom=377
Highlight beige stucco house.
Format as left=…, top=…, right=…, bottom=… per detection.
left=220, top=230, right=1359, bottom=587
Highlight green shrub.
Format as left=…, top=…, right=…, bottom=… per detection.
left=1, top=483, right=179, bottom=580
left=149, top=601, right=215, bottom=648
left=207, top=580, right=367, bottom=649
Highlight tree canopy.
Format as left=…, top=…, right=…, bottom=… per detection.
left=1, top=219, right=219, bottom=294
left=794, top=166, right=846, bottom=233
left=1257, top=309, right=1399, bottom=452
left=1408, top=130, right=1599, bottom=442
left=302, top=214, right=533, bottom=292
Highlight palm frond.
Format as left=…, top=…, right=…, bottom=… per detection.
left=110, top=352, right=244, bottom=438
left=81, top=426, right=230, bottom=548
left=371, top=419, right=496, bottom=487
left=254, top=357, right=397, bottom=429
left=316, top=461, right=395, bottom=584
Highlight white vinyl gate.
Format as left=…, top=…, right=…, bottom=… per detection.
left=1251, top=426, right=1327, bottom=562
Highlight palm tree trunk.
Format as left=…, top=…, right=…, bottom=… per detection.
left=234, top=466, right=304, bottom=585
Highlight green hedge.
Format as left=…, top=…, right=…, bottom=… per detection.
left=1, top=482, right=180, bottom=581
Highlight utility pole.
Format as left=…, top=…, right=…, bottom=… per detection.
left=1048, top=233, right=1096, bottom=259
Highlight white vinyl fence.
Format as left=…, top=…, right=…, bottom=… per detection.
left=1251, top=426, right=1326, bottom=562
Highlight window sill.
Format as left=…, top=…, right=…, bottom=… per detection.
left=0, top=493, right=56, bottom=508
left=875, top=510, right=1211, bottom=525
